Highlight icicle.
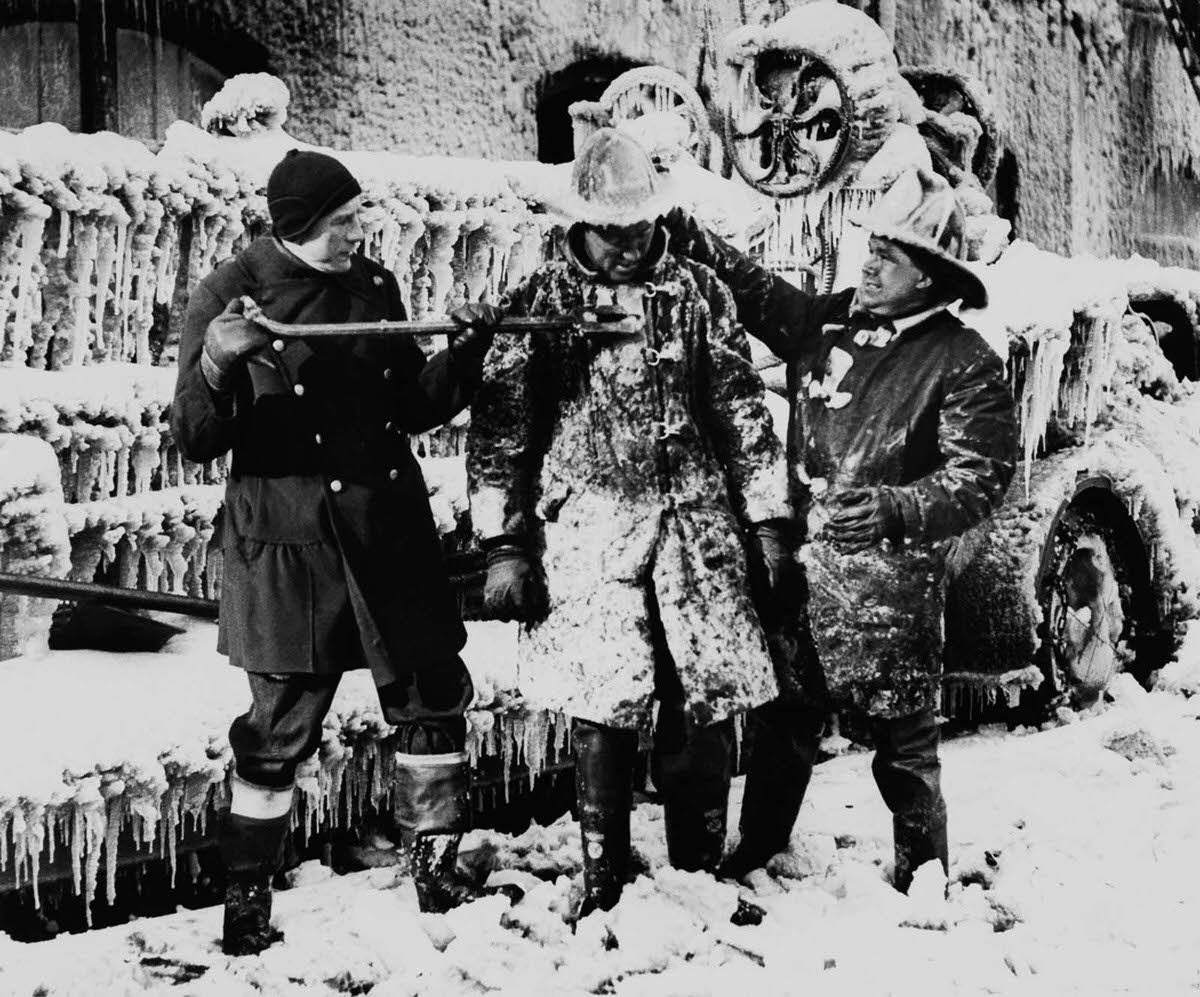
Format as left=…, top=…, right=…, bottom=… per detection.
left=27, top=810, right=44, bottom=909
left=104, top=793, right=125, bottom=905
left=163, top=520, right=195, bottom=593
left=131, top=433, right=161, bottom=494
left=1019, top=333, right=1070, bottom=490
left=71, top=805, right=83, bottom=896
left=69, top=220, right=101, bottom=367
left=11, top=809, right=27, bottom=890
left=92, top=219, right=121, bottom=361
left=153, top=218, right=181, bottom=308
left=83, top=806, right=105, bottom=926
left=0, top=194, right=52, bottom=364
left=57, top=208, right=71, bottom=258
left=424, top=210, right=464, bottom=316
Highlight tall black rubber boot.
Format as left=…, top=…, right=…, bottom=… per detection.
left=717, top=700, right=824, bottom=882
left=652, top=713, right=734, bottom=874
left=219, top=808, right=291, bottom=956
left=573, top=719, right=637, bottom=916
left=394, top=747, right=491, bottom=914
left=871, top=709, right=948, bottom=894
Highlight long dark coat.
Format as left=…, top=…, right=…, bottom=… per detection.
left=172, top=238, right=473, bottom=687
left=466, top=252, right=791, bottom=729
left=667, top=210, right=1018, bottom=717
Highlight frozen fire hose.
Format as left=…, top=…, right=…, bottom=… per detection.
left=0, top=552, right=485, bottom=621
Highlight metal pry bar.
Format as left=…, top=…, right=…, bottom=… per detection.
left=241, top=296, right=592, bottom=339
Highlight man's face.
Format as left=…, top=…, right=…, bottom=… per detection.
left=300, top=194, right=366, bottom=272
left=854, top=236, right=933, bottom=317
left=580, top=221, right=656, bottom=283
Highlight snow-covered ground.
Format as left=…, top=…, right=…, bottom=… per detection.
left=2, top=651, right=1199, bottom=995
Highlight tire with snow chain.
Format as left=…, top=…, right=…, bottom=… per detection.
left=1033, top=477, right=1165, bottom=706
left=943, top=460, right=1170, bottom=718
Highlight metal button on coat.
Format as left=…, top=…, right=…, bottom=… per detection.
left=383, top=368, right=393, bottom=380
left=293, top=383, right=305, bottom=396
left=330, top=479, right=343, bottom=493
left=388, top=469, right=399, bottom=481
left=314, top=433, right=323, bottom=445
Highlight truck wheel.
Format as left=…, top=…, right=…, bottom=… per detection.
left=1035, top=477, right=1164, bottom=705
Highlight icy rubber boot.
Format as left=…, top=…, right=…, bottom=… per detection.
left=652, top=716, right=734, bottom=874
left=573, top=720, right=637, bottom=917
left=223, top=874, right=281, bottom=957
left=870, top=709, right=948, bottom=894
left=405, top=832, right=492, bottom=913
left=219, top=785, right=293, bottom=957
left=717, top=700, right=822, bottom=882
left=395, top=749, right=511, bottom=913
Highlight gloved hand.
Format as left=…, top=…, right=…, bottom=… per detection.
left=823, top=488, right=904, bottom=552
left=752, top=519, right=792, bottom=594
left=201, top=297, right=268, bottom=393
left=483, top=541, right=548, bottom=622
left=448, top=303, right=503, bottom=368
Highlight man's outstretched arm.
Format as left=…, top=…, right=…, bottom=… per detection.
left=662, top=208, right=818, bottom=362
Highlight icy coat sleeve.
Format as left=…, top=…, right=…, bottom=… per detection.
left=664, top=208, right=821, bottom=362
left=884, top=345, right=1017, bottom=544
left=384, top=276, right=480, bottom=433
left=687, top=262, right=791, bottom=525
left=465, top=275, right=555, bottom=541
left=171, top=282, right=239, bottom=463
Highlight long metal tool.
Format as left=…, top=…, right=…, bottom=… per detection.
left=241, top=298, right=577, bottom=340
left=241, top=298, right=639, bottom=340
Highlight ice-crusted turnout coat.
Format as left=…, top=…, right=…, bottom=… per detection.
left=666, top=210, right=1018, bottom=718
left=466, top=253, right=791, bottom=729
left=172, top=238, right=473, bottom=686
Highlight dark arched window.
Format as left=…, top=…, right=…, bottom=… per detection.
left=0, top=0, right=267, bottom=142
left=536, top=56, right=644, bottom=164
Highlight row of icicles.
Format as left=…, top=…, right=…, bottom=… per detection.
left=0, top=710, right=574, bottom=925
left=0, top=189, right=556, bottom=372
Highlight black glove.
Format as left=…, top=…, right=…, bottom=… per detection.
left=823, top=488, right=904, bottom=552
left=201, top=297, right=269, bottom=393
left=752, top=519, right=792, bottom=594
left=483, top=541, right=547, bottom=622
left=448, top=303, right=503, bottom=369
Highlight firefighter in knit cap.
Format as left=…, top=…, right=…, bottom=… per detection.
left=173, top=148, right=501, bottom=954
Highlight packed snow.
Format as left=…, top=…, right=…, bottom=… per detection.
left=2, top=629, right=1199, bottom=995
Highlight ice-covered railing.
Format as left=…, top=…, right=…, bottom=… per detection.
left=0, top=621, right=568, bottom=926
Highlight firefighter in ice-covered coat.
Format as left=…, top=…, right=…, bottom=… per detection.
left=664, top=167, right=1018, bottom=892
left=467, top=129, right=798, bottom=915
left=172, top=150, right=498, bottom=955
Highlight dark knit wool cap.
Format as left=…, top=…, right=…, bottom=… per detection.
left=266, top=149, right=362, bottom=242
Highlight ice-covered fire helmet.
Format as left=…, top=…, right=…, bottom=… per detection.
left=559, top=128, right=677, bottom=227
left=859, top=168, right=988, bottom=308
left=723, top=1, right=902, bottom=196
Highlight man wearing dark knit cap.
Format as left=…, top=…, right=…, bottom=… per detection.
left=172, top=149, right=499, bottom=955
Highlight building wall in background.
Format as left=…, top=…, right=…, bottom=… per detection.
left=3, top=0, right=1195, bottom=262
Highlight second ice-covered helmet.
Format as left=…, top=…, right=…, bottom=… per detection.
left=860, top=168, right=988, bottom=308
